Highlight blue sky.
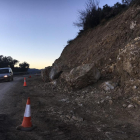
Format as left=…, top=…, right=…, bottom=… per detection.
left=0, top=0, right=122, bottom=69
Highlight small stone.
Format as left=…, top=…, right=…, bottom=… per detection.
left=97, top=101, right=100, bottom=104
left=81, top=96, right=84, bottom=98
left=72, top=116, right=77, bottom=120
left=66, top=115, right=71, bottom=119
left=100, top=100, right=104, bottom=103
left=123, top=104, right=127, bottom=108
left=127, top=104, right=134, bottom=109
left=78, top=104, right=83, bottom=106
left=101, top=81, right=117, bottom=91
left=72, top=116, right=83, bottom=122
left=138, top=101, right=140, bottom=105
left=59, top=98, right=68, bottom=102
left=132, top=86, right=137, bottom=89
left=106, top=96, right=111, bottom=100
left=109, top=100, right=113, bottom=105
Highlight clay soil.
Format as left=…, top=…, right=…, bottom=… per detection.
left=1, top=76, right=140, bottom=140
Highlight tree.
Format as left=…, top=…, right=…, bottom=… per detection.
left=74, top=0, right=100, bottom=30
left=102, top=4, right=112, bottom=19
left=122, top=0, right=133, bottom=5
left=19, top=62, right=29, bottom=72
left=0, top=55, right=19, bottom=69
left=74, top=0, right=129, bottom=31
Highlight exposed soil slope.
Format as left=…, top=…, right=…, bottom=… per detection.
left=54, top=4, right=140, bottom=79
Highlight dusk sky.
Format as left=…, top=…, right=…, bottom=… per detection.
left=0, top=0, right=122, bottom=69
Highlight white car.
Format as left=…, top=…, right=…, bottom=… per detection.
left=0, top=67, right=13, bottom=81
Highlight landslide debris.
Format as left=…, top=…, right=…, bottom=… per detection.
left=48, top=3, right=140, bottom=83
left=39, top=2, right=140, bottom=140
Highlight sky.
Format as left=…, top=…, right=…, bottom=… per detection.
left=0, top=0, right=122, bottom=69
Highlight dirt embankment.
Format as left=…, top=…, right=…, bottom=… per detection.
left=54, top=4, right=140, bottom=80
left=1, top=76, right=140, bottom=140
left=35, top=4, right=140, bottom=140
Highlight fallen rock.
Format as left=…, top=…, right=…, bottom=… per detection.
left=101, top=81, right=118, bottom=91
left=109, top=100, right=113, bottom=105
left=49, top=64, right=63, bottom=80
left=66, top=115, right=71, bottom=119
left=59, top=98, right=68, bottom=102
left=106, top=96, right=112, bottom=100
left=127, top=104, right=134, bottom=109
left=64, top=63, right=100, bottom=89
left=132, top=85, right=137, bottom=89
left=50, top=80, right=57, bottom=86
left=41, top=66, right=51, bottom=82
left=123, top=104, right=127, bottom=108
left=130, top=96, right=140, bottom=105
left=130, top=21, right=137, bottom=30
left=71, top=116, right=83, bottom=122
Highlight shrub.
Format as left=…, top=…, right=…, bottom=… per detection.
left=74, top=0, right=131, bottom=31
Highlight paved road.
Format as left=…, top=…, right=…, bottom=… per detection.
left=0, top=76, right=23, bottom=102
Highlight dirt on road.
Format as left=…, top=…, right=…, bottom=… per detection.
left=1, top=76, right=140, bottom=140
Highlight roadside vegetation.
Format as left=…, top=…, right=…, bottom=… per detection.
left=0, top=55, right=29, bottom=72
left=67, top=0, right=136, bottom=45
left=74, top=0, right=134, bottom=30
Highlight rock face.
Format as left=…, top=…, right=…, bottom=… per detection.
left=116, top=37, right=140, bottom=83
left=41, top=66, right=51, bottom=82
left=50, top=4, right=140, bottom=79
left=49, top=64, right=63, bottom=81
left=63, top=63, right=100, bottom=89
left=43, top=4, right=140, bottom=89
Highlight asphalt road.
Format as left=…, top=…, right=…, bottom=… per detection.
left=0, top=76, right=24, bottom=102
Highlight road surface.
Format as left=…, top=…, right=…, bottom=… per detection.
left=0, top=76, right=23, bottom=102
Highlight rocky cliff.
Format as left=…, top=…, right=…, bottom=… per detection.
left=39, top=3, right=140, bottom=139
left=42, top=3, right=140, bottom=89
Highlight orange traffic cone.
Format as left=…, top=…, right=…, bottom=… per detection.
left=16, top=97, right=35, bottom=131
left=23, top=77, right=27, bottom=87
left=28, top=76, right=31, bottom=78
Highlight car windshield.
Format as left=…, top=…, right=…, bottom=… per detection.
left=0, top=69, right=9, bottom=74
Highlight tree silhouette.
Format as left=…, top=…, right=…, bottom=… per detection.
left=122, top=0, right=133, bottom=5
left=0, top=55, right=30, bottom=72
left=0, top=55, right=19, bottom=69
left=19, top=62, right=29, bottom=72
left=74, top=0, right=128, bottom=31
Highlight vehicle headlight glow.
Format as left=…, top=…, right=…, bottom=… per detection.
left=4, top=75, right=8, bottom=77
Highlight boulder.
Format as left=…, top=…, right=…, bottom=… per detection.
left=64, top=63, right=100, bottom=89
left=49, top=64, right=63, bottom=81
left=116, top=37, right=140, bottom=83
left=41, top=66, right=51, bottom=82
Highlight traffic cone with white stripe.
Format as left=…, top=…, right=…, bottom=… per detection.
left=16, top=97, right=35, bottom=131
left=23, top=77, right=27, bottom=87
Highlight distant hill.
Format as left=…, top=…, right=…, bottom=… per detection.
left=28, top=68, right=41, bottom=74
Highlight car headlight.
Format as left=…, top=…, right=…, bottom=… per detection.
left=4, top=75, right=8, bottom=77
